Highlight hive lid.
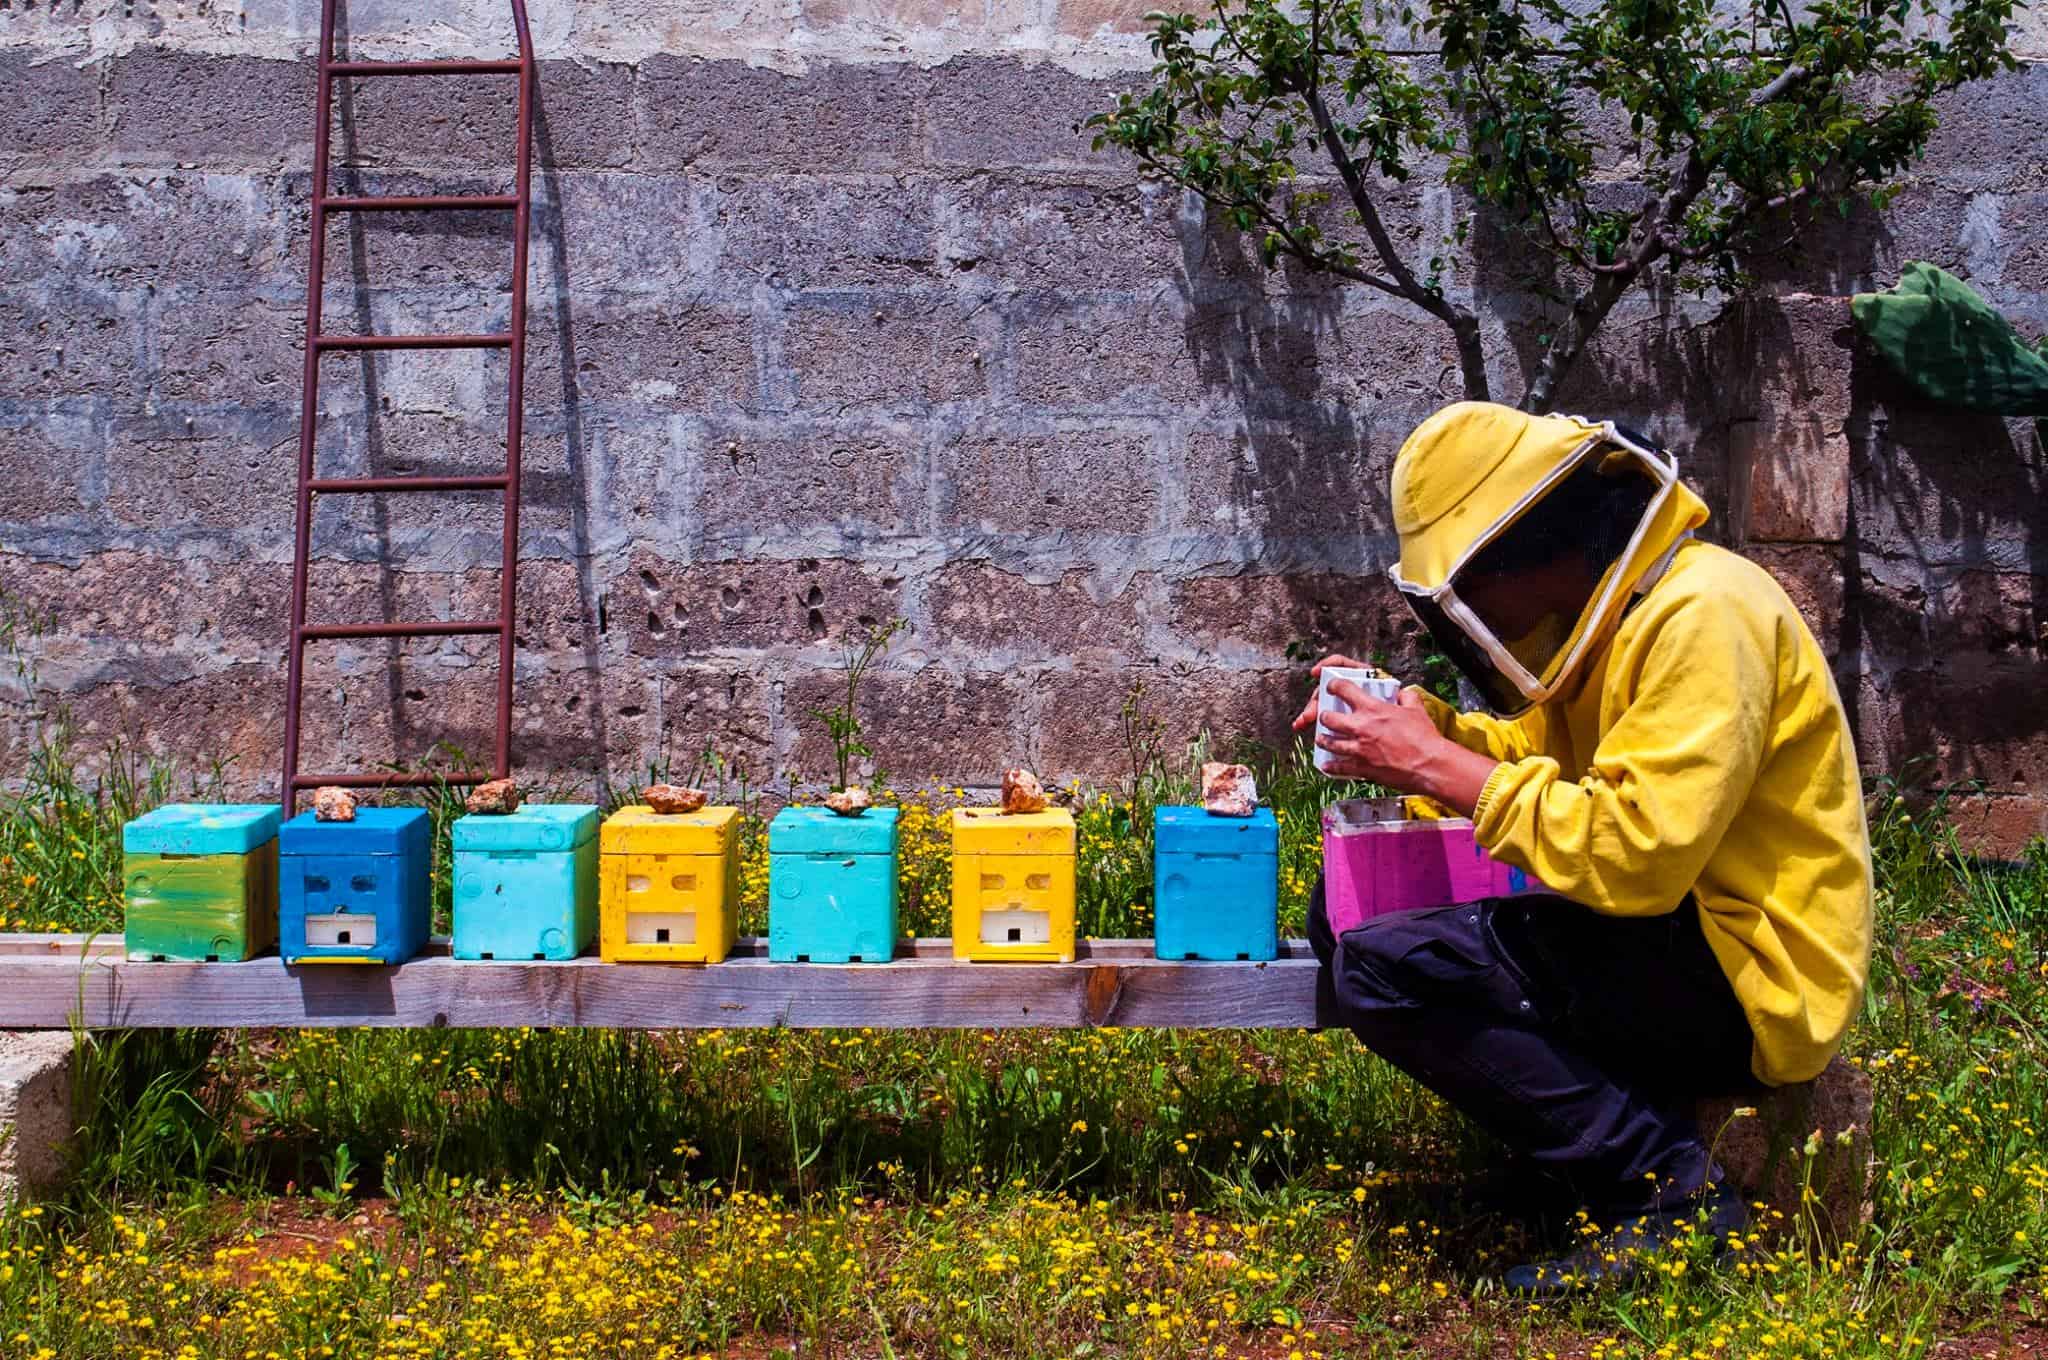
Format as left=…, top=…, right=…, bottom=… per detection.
left=1154, top=805, right=1278, bottom=854
left=280, top=806, right=431, bottom=856
left=950, top=806, right=1075, bottom=853
left=124, top=803, right=281, bottom=856
left=452, top=803, right=600, bottom=853
left=769, top=805, right=901, bottom=854
left=601, top=804, right=739, bottom=854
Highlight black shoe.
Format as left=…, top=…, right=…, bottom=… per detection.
left=1502, top=1184, right=1747, bottom=1298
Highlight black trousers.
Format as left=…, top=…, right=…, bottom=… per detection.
left=1309, top=882, right=1760, bottom=1215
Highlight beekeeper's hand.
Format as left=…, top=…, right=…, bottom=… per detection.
left=1315, top=683, right=1499, bottom=816
left=1289, top=653, right=1372, bottom=732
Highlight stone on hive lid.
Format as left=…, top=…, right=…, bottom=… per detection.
left=312, top=786, right=358, bottom=823
left=824, top=786, right=872, bottom=817
left=1000, top=768, right=1047, bottom=814
left=1201, top=762, right=1258, bottom=818
left=644, top=783, right=709, bottom=815
left=465, top=778, right=523, bottom=815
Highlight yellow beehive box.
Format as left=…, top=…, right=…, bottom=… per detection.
left=599, top=806, right=741, bottom=963
left=949, top=807, right=1076, bottom=962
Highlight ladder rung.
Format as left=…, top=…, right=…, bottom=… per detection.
left=322, top=194, right=520, bottom=213
left=326, top=59, right=524, bottom=76
left=291, top=771, right=497, bottom=789
left=300, top=620, right=505, bottom=641
left=308, top=475, right=511, bottom=494
left=314, top=333, right=513, bottom=351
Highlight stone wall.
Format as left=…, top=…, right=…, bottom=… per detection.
left=1, top=2, right=2043, bottom=848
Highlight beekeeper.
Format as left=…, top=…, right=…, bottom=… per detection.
left=1294, top=401, right=1872, bottom=1294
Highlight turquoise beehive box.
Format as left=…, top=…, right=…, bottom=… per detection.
left=279, top=807, right=432, bottom=965
left=768, top=806, right=900, bottom=963
left=451, top=804, right=599, bottom=961
left=1152, top=806, right=1279, bottom=961
left=124, top=803, right=282, bottom=962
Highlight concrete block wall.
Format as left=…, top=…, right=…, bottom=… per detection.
left=0, top=3, right=2043, bottom=848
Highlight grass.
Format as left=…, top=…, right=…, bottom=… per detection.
left=1, top=716, right=2045, bottom=1357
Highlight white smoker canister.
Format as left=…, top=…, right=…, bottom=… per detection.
left=1313, top=667, right=1403, bottom=776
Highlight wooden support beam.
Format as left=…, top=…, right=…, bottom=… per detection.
left=0, top=936, right=1328, bottom=1031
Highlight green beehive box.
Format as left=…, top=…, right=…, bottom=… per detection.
left=123, top=804, right=282, bottom=962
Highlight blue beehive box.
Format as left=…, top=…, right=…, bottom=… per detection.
left=768, top=806, right=900, bottom=963
left=1153, top=806, right=1280, bottom=961
left=279, top=807, right=431, bottom=965
left=451, top=804, right=599, bottom=961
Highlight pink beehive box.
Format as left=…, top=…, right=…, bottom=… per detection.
left=1321, top=798, right=1549, bottom=934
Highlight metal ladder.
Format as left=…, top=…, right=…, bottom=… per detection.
left=280, top=0, right=537, bottom=812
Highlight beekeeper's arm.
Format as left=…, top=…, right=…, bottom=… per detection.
left=1411, top=688, right=1545, bottom=764
left=1469, top=592, right=1773, bottom=917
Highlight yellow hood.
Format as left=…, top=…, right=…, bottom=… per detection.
left=1390, top=401, right=1710, bottom=692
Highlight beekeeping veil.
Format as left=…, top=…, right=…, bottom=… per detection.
left=1387, top=402, right=1709, bottom=717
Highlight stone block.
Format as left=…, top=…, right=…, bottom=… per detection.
left=56, top=661, right=286, bottom=781
left=637, top=57, right=922, bottom=174
left=935, top=175, right=1189, bottom=291
left=1166, top=570, right=1417, bottom=668
left=147, top=289, right=305, bottom=406
left=925, top=57, right=1137, bottom=170
left=933, top=430, right=1158, bottom=533
left=1943, top=793, right=2048, bottom=858
left=0, top=288, right=150, bottom=402
left=608, top=553, right=905, bottom=655
left=1743, top=545, right=1847, bottom=655
left=1918, top=63, right=2048, bottom=194
left=0, top=402, right=103, bottom=522
left=695, top=427, right=925, bottom=549
left=1174, top=415, right=1410, bottom=550
left=0, top=53, right=102, bottom=162
left=1989, top=191, right=2048, bottom=293
left=0, top=175, right=294, bottom=292
left=1035, top=665, right=1298, bottom=779
left=1861, top=656, right=2048, bottom=791
left=924, top=564, right=1148, bottom=659
left=102, top=406, right=299, bottom=537
left=1728, top=413, right=1850, bottom=544
left=530, top=60, right=638, bottom=171
left=708, top=177, right=938, bottom=290
left=785, top=295, right=987, bottom=411
left=1010, top=296, right=1221, bottom=410
left=6, top=552, right=288, bottom=657
left=784, top=666, right=1026, bottom=783
left=527, top=295, right=756, bottom=410
left=108, top=51, right=315, bottom=168
left=1696, top=1056, right=1873, bottom=1240
left=0, top=1032, right=77, bottom=1203
left=543, top=172, right=716, bottom=296
left=329, top=70, right=521, bottom=180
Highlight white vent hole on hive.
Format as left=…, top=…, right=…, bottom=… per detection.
left=628, top=912, right=697, bottom=945
left=627, top=875, right=651, bottom=893
left=306, top=914, right=377, bottom=948
left=980, top=909, right=1050, bottom=946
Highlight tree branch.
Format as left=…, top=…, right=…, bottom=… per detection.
left=1300, top=82, right=1492, bottom=400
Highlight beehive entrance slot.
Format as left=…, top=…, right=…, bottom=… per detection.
left=628, top=912, right=696, bottom=945
left=306, top=914, right=377, bottom=948
left=980, top=909, right=1049, bottom=946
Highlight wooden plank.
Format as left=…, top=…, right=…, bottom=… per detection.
left=0, top=936, right=1327, bottom=1030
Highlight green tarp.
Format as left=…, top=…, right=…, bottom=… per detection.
left=1851, top=262, right=2048, bottom=418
